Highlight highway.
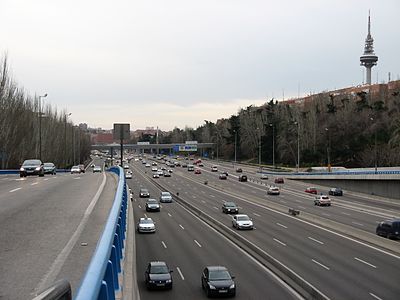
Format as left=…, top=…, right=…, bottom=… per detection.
left=129, top=164, right=301, bottom=300
left=0, top=161, right=117, bottom=300
left=128, top=157, right=400, bottom=300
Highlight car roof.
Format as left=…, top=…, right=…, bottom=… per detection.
left=139, top=217, right=153, bottom=222
left=161, top=191, right=171, bottom=194
left=235, top=214, right=248, bottom=217
left=149, top=261, right=167, bottom=267
left=147, top=198, right=158, bottom=202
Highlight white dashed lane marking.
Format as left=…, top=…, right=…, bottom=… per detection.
left=308, top=237, right=324, bottom=245
left=312, top=259, right=330, bottom=270
left=354, top=257, right=376, bottom=268
left=194, top=240, right=202, bottom=248
left=276, top=223, right=287, bottom=229
left=9, top=188, right=22, bottom=193
left=161, top=241, right=167, bottom=249
left=176, top=267, right=185, bottom=280
left=273, top=238, right=287, bottom=246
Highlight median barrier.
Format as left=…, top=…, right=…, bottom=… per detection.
left=74, top=166, right=128, bottom=300
left=149, top=179, right=329, bottom=300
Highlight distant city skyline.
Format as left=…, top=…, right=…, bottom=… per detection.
left=1, top=0, right=399, bottom=130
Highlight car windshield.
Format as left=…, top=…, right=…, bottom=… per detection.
left=141, top=189, right=149, bottom=193
left=161, top=192, right=170, bottom=196
left=72, top=166, right=79, bottom=169
left=321, top=196, right=329, bottom=199
left=23, top=160, right=41, bottom=165
left=237, top=215, right=250, bottom=221
left=225, top=202, right=236, bottom=207
left=150, top=265, right=169, bottom=274
left=209, top=270, right=231, bottom=281
left=147, top=199, right=157, bottom=204
left=44, top=163, right=54, bottom=167
left=140, top=219, right=153, bottom=224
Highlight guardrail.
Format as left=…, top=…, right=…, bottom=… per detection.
left=74, top=166, right=128, bottom=300
left=259, top=170, right=400, bottom=176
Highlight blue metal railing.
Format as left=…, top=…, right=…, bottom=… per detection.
left=74, top=166, right=127, bottom=300
left=259, top=170, right=400, bottom=176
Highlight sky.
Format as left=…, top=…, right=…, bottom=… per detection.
left=1, top=0, right=399, bottom=131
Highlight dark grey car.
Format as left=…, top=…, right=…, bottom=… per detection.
left=145, top=261, right=173, bottom=290
left=20, top=159, right=44, bottom=177
left=43, top=162, right=56, bottom=175
left=201, top=266, right=236, bottom=297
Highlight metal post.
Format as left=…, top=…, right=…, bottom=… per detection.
left=120, top=126, right=123, bottom=167
left=72, top=126, right=75, bottom=165
left=270, top=123, right=275, bottom=169
left=38, top=94, right=47, bottom=161
left=234, top=130, right=237, bottom=164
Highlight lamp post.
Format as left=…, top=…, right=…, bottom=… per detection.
left=294, top=121, right=300, bottom=172
left=72, top=126, right=76, bottom=165
left=370, top=117, right=378, bottom=173
left=38, top=93, right=47, bottom=161
left=233, top=129, right=237, bottom=164
left=269, top=123, right=275, bottom=169
left=257, top=127, right=261, bottom=171
left=64, top=113, right=71, bottom=169
left=325, top=127, right=331, bottom=172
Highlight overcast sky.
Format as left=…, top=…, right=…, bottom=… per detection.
left=1, top=0, right=399, bottom=131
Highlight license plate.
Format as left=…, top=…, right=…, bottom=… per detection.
left=219, top=290, right=228, bottom=293
left=157, top=283, right=165, bottom=287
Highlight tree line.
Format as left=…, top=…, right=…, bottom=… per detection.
left=0, top=55, right=91, bottom=169
left=154, top=83, right=400, bottom=169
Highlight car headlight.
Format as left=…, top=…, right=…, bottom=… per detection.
left=20, top=167, right=25, bottom=171
left=148, top=280, right=155, bottom=283
left=229, top=283, right=235, bottom=289
left=209, top=284, right=216, bottom=290
left=166, top=279, right=172, bottom=283
left=35, top=166, right=41, bottom=171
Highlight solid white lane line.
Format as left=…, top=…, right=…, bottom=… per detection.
left=354, top=257, right=377, bottom=268
left=194, top=240, right=202, bottom=247
left=308, top=237, right=324, bottom=245
left=369, top=292, right=383, bottom=300
left=276, top=223, right=288, bottom=229
left=273, top=238, right=287, bottom=246
left=167, top=213, right=172, bottom=217
left=213, top=206, right=219, bottom=210
left=161, top=241, right=167, bottom=249
left=31, top=182, right=39, bottom=186
left=352, top=221, right=364, bottom=227
left=9, top=188, right=21, bottom=193
left=312, top=259, right=330, bottom=270
left=176, top=267, right=185, bottom=280
left=253, top=213, right=261, bottom=217
left=179, top=224, right=185, bottom=230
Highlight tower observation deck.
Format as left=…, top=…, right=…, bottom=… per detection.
left=360, top=11, right=378, bottom=85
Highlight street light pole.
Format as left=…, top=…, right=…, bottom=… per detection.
left=38, top=93, right=47, bottom=161
left=294, top=121, right=300, bottom=172
left=233, top=129, right=237, bottom=164
left=64, top=113, right=71, bottom=169
left=325, top=127, right=331, bottom=172
left=269, top=123, right=275, bottom=169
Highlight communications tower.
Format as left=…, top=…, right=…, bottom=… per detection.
left=360, top=11, right=378, bottom=85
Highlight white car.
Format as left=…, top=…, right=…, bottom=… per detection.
left=123, top=165, right=129, bottom=169
left=160, top=191, right=173, bottom=203
left=260, top=173, right=268, bottom=180
left=151, top=167, right=158, bottom=172
left=137, top=217, right=156, bottom=233
left=157, top=169, right=164, bottom=176
left=71, top=165, right=81, bottom=174
left=314, top=195, right=332, bottom=206
left=211, top=165, right=218, bottom=172
left=152, top=173, right=159, bottom=178
left=145, top=163, right=151, bottom=168
left=232, top=214, right=254, bottom=230
left=126, top=172, right=132, bottom=179
left=267, top=186, right=280, bottom=195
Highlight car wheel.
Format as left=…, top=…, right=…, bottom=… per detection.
left=39, top=173, right=44, bottom=177
left=20, top=174, right=23, bottom=177
left=387, top=233, right=392, bottom=239
left=206, top=287, right=211, bottom=298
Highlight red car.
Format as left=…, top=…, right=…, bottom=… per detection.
left=305, top=187, right=318, bottom=194
left=194, top=169, right=202, bottom=174
left=274, top=177, right=284, bottom=184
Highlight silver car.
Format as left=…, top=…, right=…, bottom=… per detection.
left=160, top=192, right=173, bottom=203
left=137, top=218, right=156, bottom=233
left=232, top=214, right=254, bottom=230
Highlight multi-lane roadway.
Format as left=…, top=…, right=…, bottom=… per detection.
left=0, top=161, right=116, bottom=300
left=127, top=157, right=400, bottom=300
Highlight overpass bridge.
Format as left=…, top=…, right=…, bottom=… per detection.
left=91, top=142, right=215, bottom=155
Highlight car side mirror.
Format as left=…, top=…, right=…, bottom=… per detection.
left=231, top=275, right=235, bottom=279
left=170, top=270, right=173, bottom=273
